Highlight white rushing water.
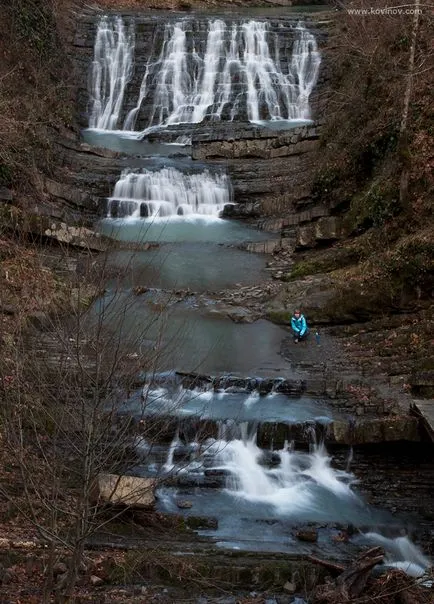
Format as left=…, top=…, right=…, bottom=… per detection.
left=89, top=17, right=321, bottom=131
left=88, top=16, right=135, bottom=130
left=132, top=383, right=431, bottom=573
left=107, top=167, right=232, bottom=219
left=149, top=417, right=357, bottom=515
left=153, top=432, right=432, bottom=576
left=210, top=437, right=357, bottom=512
left=357, top=533, right=432, bottom=579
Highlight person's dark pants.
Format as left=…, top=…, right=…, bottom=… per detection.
left=293, top=331, right=308, bottom=342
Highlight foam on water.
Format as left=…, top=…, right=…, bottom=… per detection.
left=210, top=438, right=357, bottom=514
left=302, top=444, right=357, bottom=498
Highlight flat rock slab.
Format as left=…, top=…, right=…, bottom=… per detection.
left=93, top=474, right=156, bottom=508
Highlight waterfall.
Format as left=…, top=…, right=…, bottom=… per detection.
left=126, top=19, right=320, bottom=129
left=212, top=437, right=357, bottom=510
left=291, top=24, right=322, bottom=121
left=89, top=17, right=321, bottom=131
left=88, top=16, right=135, bottom=130
left=162, top=429, right=181, bottom=473
left=107, top=167, right=232, bottom=219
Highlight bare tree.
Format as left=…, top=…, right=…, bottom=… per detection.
left=0, top=240, right=189, bottom=601
left=399, top=0, right=422, bottom=205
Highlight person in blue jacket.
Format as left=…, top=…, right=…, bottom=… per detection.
left=291, top=309, right=308, bottom=342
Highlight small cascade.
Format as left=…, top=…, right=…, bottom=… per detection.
left=107, top=167, right=233, bottom=219
left=129, top=388, right=431, bottom=565
left=124, top=379, right=337, bottom=456
left=89, top=17, right=321, bottom=131
left=357, top=534, right=432, bottom=579
left=210, top=436, right=356, bottom=508
left=146, top=428, right=359, bottom=514
left=88, top=16, right=135, bottom=130
left=162, top=429, right=181, bottom=473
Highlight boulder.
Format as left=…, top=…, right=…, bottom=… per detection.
left=42, top=221, right=108, bottom=251
left=222, top=201, right=262, bottom=218
left=0, top=187, right=12, bottom=203
left=176, top=499, right=193, bottom=509
left=53, top=562, right=68, bottom=576
left=92, top=474, right=155, bottom=509
left=226, top=307, right=261, bottom=323
left=297, top=224, right=316, bottom=248
left=296, top=529, right=318, bottom=543
left=297, top=217, right=342, bottom=248
left=315, top=216, right=342, bottom=241
left=283, top=581, right=296, bottom=593
left=240, top=240, right=282, bottom=254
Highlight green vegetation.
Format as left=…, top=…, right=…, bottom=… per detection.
left=286, top=247, right=365, bottom=281
left=311, top=164, right=349, bottom=205
left=313, top=11, right=432, bottom=236
left=346, top=182, right=400, bottom=230
left=300, top=6, right=434, bottom=320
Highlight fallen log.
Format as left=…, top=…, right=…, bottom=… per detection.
left=306, top=555, right=346, bottom=576
left=337, top=546, right=385, bottom=599
left=312, top=546, right=385, bottom=603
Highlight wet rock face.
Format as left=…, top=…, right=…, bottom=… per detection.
left=191, top=124, right=321, bottom=216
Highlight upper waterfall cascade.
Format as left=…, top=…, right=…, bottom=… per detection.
left=88, top=17, right=321, bottom=131
left=108, top=167, right=232, bottom=219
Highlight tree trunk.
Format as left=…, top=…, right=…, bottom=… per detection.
left=399, top=0, right=421, bottom=206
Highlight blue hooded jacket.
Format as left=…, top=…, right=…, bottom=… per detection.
left=291, top=313, right=308, bottom=337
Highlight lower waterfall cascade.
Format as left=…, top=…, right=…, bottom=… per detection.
left=107, top=166, right=233, bottom=219
left=133, top=412, right=432, bottom=576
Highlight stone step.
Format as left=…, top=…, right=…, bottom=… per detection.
left=127, top=411, right=421, bottom=449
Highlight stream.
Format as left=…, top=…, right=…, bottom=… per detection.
left=80, top=7, right=432, bottom=579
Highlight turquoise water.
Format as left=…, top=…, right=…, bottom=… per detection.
left=102, top=243, right=268, bottom=291
left=98, top=215, right=274, bottom=244
left=92, top=291, right=290, bottom=376
left=82, top=128, right=191, bottom=157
